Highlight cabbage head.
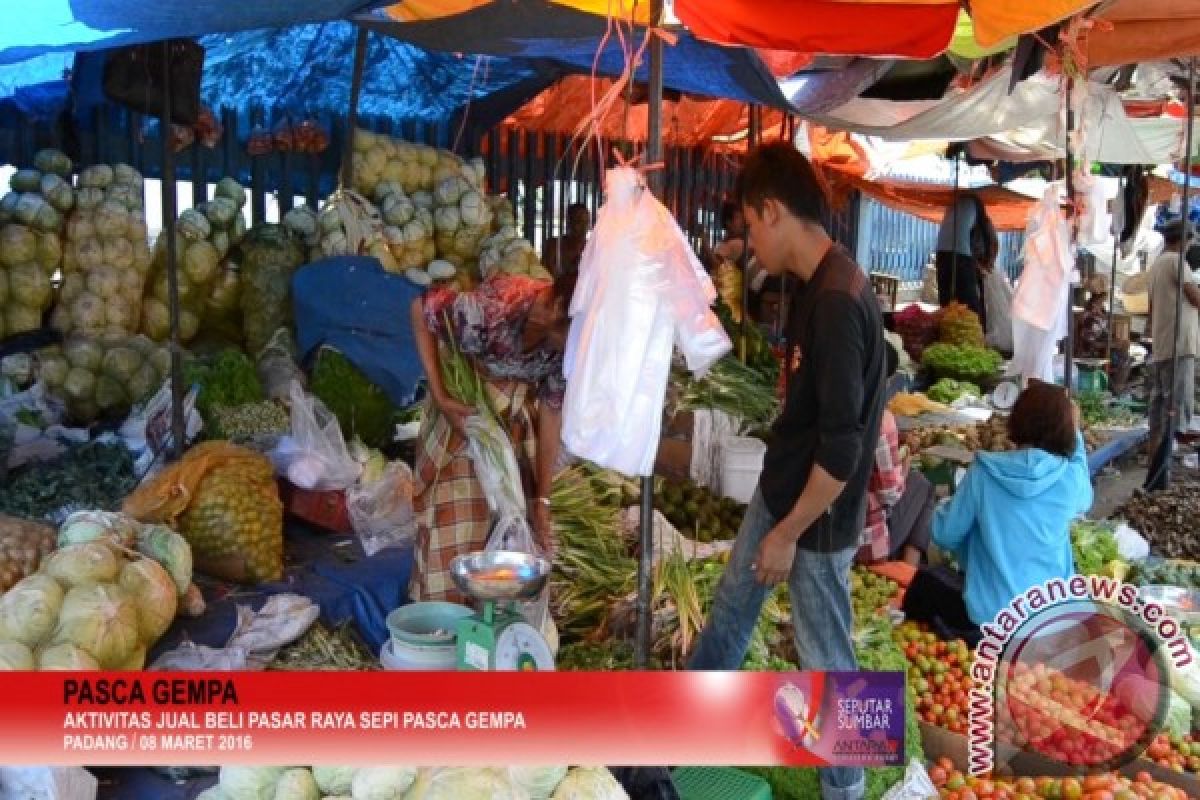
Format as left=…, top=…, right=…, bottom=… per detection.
left=80, top=165, right=115, bottom=189
left=87, top=264, right=122, bottom=299
left=39, top=353, right=69, bottom=388
left=114, top=163, right=144, bottom=191
left=0, top=224, right=37, bottom=266
left=104, top=296, right=137, bottom=333
left=0, top=573, right=65, bottom=647
left=94, top=201, right=130, bottom=239
left=94, top=374, right=128, bottom=411
left=206, top=197, right=240, bottom=229
left=550, top=768, right=628, bottom=800
left=404, top=768, right=526, bottom=800
left=34, top=149, right=73, bottom=177
left=216, top=177, right=247, bottom=209
left=178, top=208, right=212, bottom=241
left=43, top=542, right=120, bottom=588
left=37, top=642, right=100, bottom=670
left=9, top=262, right=50, bottom=308
left=184, top=239, right=220, bottom=286
left=58, top=510, right=140, bottom=551
left=509, top=768, right=568, bottom=800
left=118, top=643, right=146, bottom=670
left=273, top=768, right=319, bottom=800
left=0, top=639, right=34, bottom=670
left=194, top=789, right=229, bottom=800
left=129, top=362, right=161, bottom=405
left=70, top=294, right=108, bottom=334
left=76, top=187, right=104, bottom=211
left=219, top=767, right=287, bottom=800
left=52, top=583, right=140, bottom=669
left=350, top=766, right=418, bottom=800
left=102, top=345, right=144, bottom=381
left=5, top=305, right=42, bottom=334
left=312, top=767, right=357, bottom=795
left=41, top=173, right=74, bottom=213
left=64, top=337, right=104, bottom=370
left=102, top=237, right=135, bottom=271
left=119, top=559, right=177, bottom=642
left=37, top=232, right=62, bottom=274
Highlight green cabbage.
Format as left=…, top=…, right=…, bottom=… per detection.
left=0, top=639, right=34, bottom=669
left=133, top=525, right=193, bottom=597
left=43, top=542, right=120, bottom=588
left=9, top=262, right=50, bottom=308
left=6, top=304, right=43, bottom=334
left=80, top=165, right=115, bottom=189
left=184, top=239, right=220, bottom=285
left=179, top=208, right=212, bottom=241
left=39, top=353, right=69, bottom=388
left=194, top=788, right=228, bottom=800
left=41, top=173, right=74, bottom=213
left=216, top=177, right=247, bottom=209
left=404, top=768, right=524, bottom=800
left=58, top=510, right=140, bottom=551
left=1, top=224, right=37, bottom=266
left=1165, top=690, right=1192, bottom=740
left=120, top=558, right=177, bottom=642
left=94, top=201, right=130, bottom=239
left=34, top=149, right=73, bottom=177
left=350, top=766, right=418, bottom=800
left=36, top=642, right=101, bottom=670
left=312, top=767, right=357, bottom=795
left=37, top=231, right=62, bottom=273
left=10, top=169, right=41, bottom=194
left=219, top=767, right=288, bottom=800
left=52, top=584, right=140, bottom=667
left=0, top=573, right=64, bottom=646
left=550, top=768, right=628, bottom=800
left=509, top=767, right=568, bottom=799
left=273, top=768, right=319, bottom=800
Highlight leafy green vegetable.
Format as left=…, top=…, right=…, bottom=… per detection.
left=714, top=299, right=779, bottom=381
left=310, top=348, right=398, bottom=450
left=926, top=378, right=981, bottom=405
left=183, top=349, right=264, bottom=437
left=921, top=343, right=1002, bottom=383
left=0, top=442, right=137, bottom=522
left=1070, top=519, right=1119, bottom=576
left=673, top=354, right=780, bottom=432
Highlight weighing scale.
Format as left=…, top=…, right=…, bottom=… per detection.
left=450, top=551, right=555, bottom=671
left=991, top=380, right=1020, bottom=411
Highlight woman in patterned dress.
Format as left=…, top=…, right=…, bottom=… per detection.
left=408, top=272, right=574, bottom=604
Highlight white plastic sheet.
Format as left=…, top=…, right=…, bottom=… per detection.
left=1011, top=185, right=1073, bottom=384
left=562, top=167, right=732, bottom=476
left=269, top=381, right=361, bottom=491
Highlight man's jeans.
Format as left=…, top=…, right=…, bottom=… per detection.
left=688, top=489, right=864, bottom=800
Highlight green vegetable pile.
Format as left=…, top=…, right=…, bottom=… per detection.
left=925, top=378, right=981, bottom=405
left=1077, top=390, right=1142, bottom=428
left=656, top=477, right=745, bottom=543
left=183, top=349, right=264, bottom=437
left=851, top=567, right=899, bottom=623
left=673, top=354, right=779, bottom=432
left=310, top=347, right=399, bottom=449
left=1070, top=519, right=1120, bottom=576
left=210, top=401, right=289, bottom=443
left=715, top=299, right=779, bottom=380
left=1130, top=559, right=1200, bottom=590
left=920, top=343, right=1002, bottom=384
left=555, top=640, right=663, bottom=670
left=0, top=442, right=136, bottom=522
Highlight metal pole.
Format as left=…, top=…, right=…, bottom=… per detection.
left=161, top=42, right=184, bottom=459
left=1147, top=58, right=1196, bottom=491
left=635, top=0, right=665, bottom=670
left=340, top=27, right=370, bottom=191
left=740, top=106, right=761, bottom=363
left=1105, top=171, right=1123, bottom=379
left=1064, top=77, right=1077, bottom=395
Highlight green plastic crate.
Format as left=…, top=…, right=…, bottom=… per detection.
left=671, top=767, right=772, bottom=800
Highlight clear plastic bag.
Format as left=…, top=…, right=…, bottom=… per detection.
left=271, top=381, right=361, bottom=491
left=879, top=759, right=937, bottom=800
left=347, top=461, right=417, bottom=556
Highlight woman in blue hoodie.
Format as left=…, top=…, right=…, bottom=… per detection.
left=904, top=381, right=1092, bottom=642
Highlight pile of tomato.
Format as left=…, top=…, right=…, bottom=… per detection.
left=1145, top=733, right=1200, bottom=774
left=927, top=757, right=1192, bottom=800
left=895, top=621, right=975, bottom=734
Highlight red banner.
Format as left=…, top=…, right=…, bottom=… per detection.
left=1, top=671, right=906, bottom=767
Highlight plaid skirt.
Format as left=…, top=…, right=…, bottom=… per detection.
left=409, top=379, right=539, bottom=604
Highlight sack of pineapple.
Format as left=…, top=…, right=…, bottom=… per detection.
left=0, top=149, right=76, bottom=337
left=0, top=510, right=198, bottom=671
left=36, top=334, right=170, bottom=425
left=53, top=162, right=151, bottom=338
left=123, top=441, right=284, bottom=585
left=139, top=178, right=248, bottom=345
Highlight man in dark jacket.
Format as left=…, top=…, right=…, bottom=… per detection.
left=688, top=143, right=885, bottom=800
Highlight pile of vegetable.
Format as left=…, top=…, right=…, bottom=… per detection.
left=926, top=759, right=1191, bottom=800
left=210, top=402, right=290, bottom=444
left=316, top=188, right=400, bottom=273
left=430, top=162, right=491, bottom=275
left=850, top=567, right=899, bottom=623
left=714, top=299, right=778, bottom=380
left=477, top=222, right=547, bottom=283
left=196, top=765, right=629, bottom=800
left=920, top=343, right=1002, bottom=384
left=0, top=149, right=76, bottom=337
left=375, top=181, right=436, bottom=283
left=1114, top=482, right=1200, bottom=561
left=310, top=348, right=399, bottom=450
left=0, top=514, right=57, bottom=593
left=0, top=440, right=137, bottom=522
left=268, top=622, right=378, bottom=671
left=184, top=349, right=265, bottom=437
left=893, top=304, right=942, bottom=362
left=37, top=334, right=170, bottom=423
left=123, top=441, right=283, bottom=585
left=671, top=354, right=779, bottom=432
left=654, top=477, right=744, bottom=543
left=1130, top=559, right=1200, bottom=589
left=894, top=620, right=973, bottom=734
left=1069, top=519, right=1121, bottom=577
left=937, top=302, right=984, bottom=348
left=237, top=222, right=307, bottom=356
left=1078, top=389, right=1143, bottom=428
left=925, top=378, right=981, bottom=405
left=0, top=511, right=194, bottom=671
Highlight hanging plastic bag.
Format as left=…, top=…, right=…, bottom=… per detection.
left=483, top=513, right=557, bottom=657
left=271, top=381, right=361, bottom=491
left=347, top=461, right=417, bottom=556
left=982, top=267, right=1014, bottom=353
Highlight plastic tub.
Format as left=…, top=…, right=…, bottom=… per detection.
left=385, top=601, right=473, bottom=647
left=720, top=436, right=766, bottom=505
left=380, top=637, right=458, bottom=671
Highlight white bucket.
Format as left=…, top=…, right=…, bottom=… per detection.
left=380, top=636, right=458, bottom=671
left=719, top=436, right=766, bottom=504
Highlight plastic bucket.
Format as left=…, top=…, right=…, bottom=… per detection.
left=719, top=436, right=766, bottom=505
left=380, top=637, right=458, bottom=671
left=385, top=601, right=473, bottom=647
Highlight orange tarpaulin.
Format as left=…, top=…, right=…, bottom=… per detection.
left=967, top=0, right=1097, bottom=47
left=1086, top=0, right=1200, bottom=68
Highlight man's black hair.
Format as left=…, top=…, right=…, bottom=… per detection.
left=735, top=141, right=828, bottom=226
left=720, top=199, right=741, bottom=231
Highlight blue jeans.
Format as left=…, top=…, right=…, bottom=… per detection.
left=688, top=489, right=864, bottom=800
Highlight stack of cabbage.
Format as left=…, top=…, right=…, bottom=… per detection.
left=429, top=167, right=491, bottom=278
left=282, top=205, right=320, bottom=260
left=376, top=183, right=436, bottom=284
left=195, top=765, right=629, bottom=800
left=140, top=178, right=247, bottom=344
left=0, top=149, right=76, bottom=336
left=0, top=511, right=193, bottom=671
left=53, top=162, right=151, bottom=337
left=38, top=334, right=171, bottom=423
left=315, top=189, right=399, bottom=273
left=350, top=128, right=442, bottom=199
left=238, top=223, right=306, bottom=356
left=478, top=223, right=548, bottom=282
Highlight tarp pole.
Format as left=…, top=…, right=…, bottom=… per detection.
left=1064, top=77, right=1077, bottom=396
left=740, top=105, right=761, bottom=364
left=161, top=41, right=184, bottom=459
left=1105, top=171, right=1123, bottom=379
left=1147, top=57, right=1196, bottom=491
left=635, top=0, right=665, bottom=670
left=340, top=27, right=370, bottom=190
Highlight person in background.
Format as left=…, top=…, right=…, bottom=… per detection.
left=903, top=381, right=1091, bottom=643
left=542, top=202, right=591, bottom=280
left=689, top=142, right=885, bottom=800
left=713, top=199, right=747, bottom=266
left=936, top=192, right=983, bottom=315
left=858, top=342, right=935, bottom=568
left=1146, top=219, right=1200, bottom=448
left=408, top=271, right=574, bottom=604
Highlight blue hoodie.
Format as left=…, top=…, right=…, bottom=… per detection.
left=932, top=431, right=1093, bottom=627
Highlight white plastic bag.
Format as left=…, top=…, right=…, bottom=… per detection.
left=879, top=759, right=937, bottom=800
left=1114, top=522, right=1150, bottom=561
left=983, top=267, right=1014, bottom=353
left=483, top=499, right=555, bottom=656
left=347, top=461, right=417, bottom=556
left=272, top=381, right=361, bottom=490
